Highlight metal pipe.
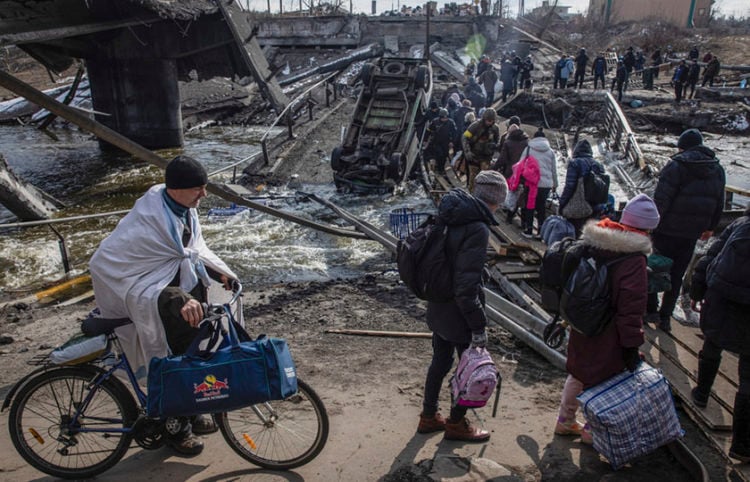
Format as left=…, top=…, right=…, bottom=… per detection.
left=49, top=225, right=70, bottom=275
left=485, top=304, right=567, bottom=370
left=0, top=210, right=130, bottom=229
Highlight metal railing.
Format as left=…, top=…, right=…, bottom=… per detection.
left=602, top=91, right=649, bottom=174
left=259, top=71, right=340, bottom=166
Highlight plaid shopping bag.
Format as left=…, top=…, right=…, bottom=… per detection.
left=577, top=362, right=683, bottom=469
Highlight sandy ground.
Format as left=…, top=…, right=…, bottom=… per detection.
left=0, top=276, right=734, bottom=481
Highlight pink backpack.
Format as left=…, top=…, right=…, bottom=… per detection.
left=450, top=346, right=500, bottom=408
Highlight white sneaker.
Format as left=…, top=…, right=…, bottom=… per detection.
left=673, top=296, right=700, bottom=327
left=671, top=303, right=687, bottom=324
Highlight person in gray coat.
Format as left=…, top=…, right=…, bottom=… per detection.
left=417, top=171, right=507, bottom=443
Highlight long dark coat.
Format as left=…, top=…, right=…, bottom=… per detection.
left=426, top=189, right=498, bottom=344
left=690, top=212, right=750, bottom=355
left=566, top=220, right=651, bottom=387
left=653, top=145, right=725, bottom=240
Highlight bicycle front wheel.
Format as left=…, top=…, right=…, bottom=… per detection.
left=216, top=378, right=329, bottom=470
left=8, top=366, right=138, bottom=480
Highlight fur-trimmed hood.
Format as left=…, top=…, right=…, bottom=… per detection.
left=581, top=220, right=652, bottom=256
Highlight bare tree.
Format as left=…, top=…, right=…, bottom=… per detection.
left=536, top=0, right=559, bottom=39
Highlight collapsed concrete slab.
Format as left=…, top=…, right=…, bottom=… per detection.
left=0, top=154, right=60, bottom=221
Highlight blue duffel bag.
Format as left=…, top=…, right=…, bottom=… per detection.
left=147, top=311, right=297, bottom=418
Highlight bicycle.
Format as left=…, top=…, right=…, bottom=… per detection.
left=1, top=283, right=329, bottom=479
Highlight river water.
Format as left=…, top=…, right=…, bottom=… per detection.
left=2, top=121, right=748, bottom=293
left=0, top=125, right=435, bottom=291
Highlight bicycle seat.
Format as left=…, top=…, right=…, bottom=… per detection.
left=81, top=317, right=132, bottom=336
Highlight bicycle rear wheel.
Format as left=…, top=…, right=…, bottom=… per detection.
left=8, top=366, right=138, bottom=479
left=215, top=378, right=329, bottom=470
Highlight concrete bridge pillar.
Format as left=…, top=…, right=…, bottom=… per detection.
left=86, top=58, right=183, bottom=149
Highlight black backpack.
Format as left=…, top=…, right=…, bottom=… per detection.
left=560, top=250, right=638, bottom=337
left=539, top=238, right=586, bottom=314
left=396, top=216, right=454, bottom=302
left=583, top=165, right=610, bottom=205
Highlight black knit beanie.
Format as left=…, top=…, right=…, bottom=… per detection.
left=165, top=155, right=208, bottom=189
left=677, top=128, right=703, bottom=150
left=533, top=127, right=546, bottom=138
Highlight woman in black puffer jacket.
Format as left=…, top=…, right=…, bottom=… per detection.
left=418, top=172, right=507, bottom=443
left=690, top=207, right=750, bottom=462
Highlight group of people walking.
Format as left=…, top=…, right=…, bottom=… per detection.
left=553, top=43, right=722, bottom=104
left=419, top=95, right=749, bottom=464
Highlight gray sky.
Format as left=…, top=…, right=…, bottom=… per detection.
left=246, top=0, right=749, bottom=17
left=518, top=0, right=748, bottom=17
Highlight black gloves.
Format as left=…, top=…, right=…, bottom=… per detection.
left=622, top=347, right=642, bottom=373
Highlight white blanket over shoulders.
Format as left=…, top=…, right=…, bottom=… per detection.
left=90, top=184, right=237, bottom=378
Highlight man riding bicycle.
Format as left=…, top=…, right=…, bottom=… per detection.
left=89, top=155, right=238, bottom=455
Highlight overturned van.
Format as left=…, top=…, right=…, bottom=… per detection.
left=331, top=57, right=432, bottom=192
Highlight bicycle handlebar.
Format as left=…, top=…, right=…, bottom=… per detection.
left=199, top=281, right=243, bottom=328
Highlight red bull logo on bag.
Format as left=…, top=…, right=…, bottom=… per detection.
left=193, top=374, right=230, bottom=403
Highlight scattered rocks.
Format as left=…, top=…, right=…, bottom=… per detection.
left=0, top=334, right=14, bottom=345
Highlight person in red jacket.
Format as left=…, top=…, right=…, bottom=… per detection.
left=554, top=194, right=659, bottom=444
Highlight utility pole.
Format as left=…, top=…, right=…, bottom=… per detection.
left=425, top=1, right=431, bottom=60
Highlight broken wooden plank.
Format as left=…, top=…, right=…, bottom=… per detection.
left=640, top=337, right=732, bottom=431
left=645, top=324, right=738, bottom=411
left=668, top=320, right=740, bottom=393
left=324, top=329, right=431, bottom=339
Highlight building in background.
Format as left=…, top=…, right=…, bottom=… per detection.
left=530, top=1, right=574, bottom=20
left=588, top=0, right=714, bottom=27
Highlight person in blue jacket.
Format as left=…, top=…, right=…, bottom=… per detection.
left=558, top=138, right=607, bottom=235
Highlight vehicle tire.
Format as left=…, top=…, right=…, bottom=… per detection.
left=384, top=61, right=406, bottom=75
left=415, top=66, right=429, bottom=90
left=215, top=378, right=329, bottom=470
left=8, top=366, right=138, bottom=479
left=361, top=63, right=374, bottom=87
left=388, top=153, right=404, bottom=181
left=330, top=146, right=343, bottom=172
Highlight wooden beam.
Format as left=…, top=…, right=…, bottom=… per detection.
left=324, top=329, right=432, bottom=339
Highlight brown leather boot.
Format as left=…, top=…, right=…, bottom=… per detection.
left=444, top=417, right=490, bottom=442
left=417, top=412, right=446, bottom=433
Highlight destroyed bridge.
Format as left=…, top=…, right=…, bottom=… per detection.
left=0, top=0, right=486, bottom=149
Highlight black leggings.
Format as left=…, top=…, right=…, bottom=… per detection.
left=423, top=333, right=469, bottom=421
left=701, top=338, right=750, bottom=396
left=522, top=187, right=551, bottom=233
left=647, top=232, right=697, bottom=320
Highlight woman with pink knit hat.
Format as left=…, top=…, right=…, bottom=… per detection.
left=554, top=193, right=659, bottom=445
